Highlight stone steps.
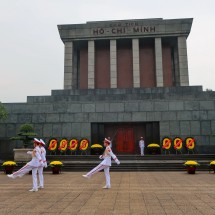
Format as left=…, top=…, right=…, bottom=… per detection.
left=4, top=154, right=213, bottom=172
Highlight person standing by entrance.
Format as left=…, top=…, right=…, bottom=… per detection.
left=37, top=139, right=47, bottom=189
left=139, top=137, right=145, bottom=156
left=82, top=138, right=120, bottom=189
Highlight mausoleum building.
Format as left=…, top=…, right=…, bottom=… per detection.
left=0, top=18, right=215, bottom=158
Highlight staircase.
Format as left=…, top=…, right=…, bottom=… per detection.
left=44, top=154, right=215, bottom=172
left=3, top=154, right=214, bottom=172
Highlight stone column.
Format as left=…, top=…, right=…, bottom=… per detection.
left=64, top=42, right=73, bottom=89
left=173, top=46, right=180, bottom=86
left=110, top=40, right=117, bottom=88
left=155, top=38, right=164, bottom=87
left=88, top=40, right=95, bottom=89
left=178, top=36, right=189, bottom=86
left=132, top=39, right=140, bottom=88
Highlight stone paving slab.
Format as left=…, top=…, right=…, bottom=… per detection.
left=0, top=171, right=215, bottom=215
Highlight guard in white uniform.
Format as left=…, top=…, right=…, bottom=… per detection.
left=83, top=138, right=120, bottom=189
left=37, top=139, right=47, bottom=189
left=108, top=137, right=112, bottom=148
left=8, top=138, right=43, bottom=192
left=139, top=137, right=145, bottom=156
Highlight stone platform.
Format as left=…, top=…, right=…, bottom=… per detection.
left=45, top=154, right=214, bottom=172
left=1, top=171, right=215, bottom=215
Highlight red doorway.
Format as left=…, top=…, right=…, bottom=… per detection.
left=91, top=122, right=160, bottom=155
left=116, top=128, right=135, bottom=154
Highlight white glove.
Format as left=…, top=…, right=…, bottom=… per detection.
left=116, top=159, right=120, bottom=165
left=99, top=155, right=103, bottom=159
left=27, top=151, right=32, bottom=155
left=44, top=162, right=48, bottom=168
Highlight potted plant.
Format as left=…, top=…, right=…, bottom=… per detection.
left=11, top=124, right=37, bottom=148
left=49, top=161, right=63, bottom=174
left=2, top=161, right=17, bottom=174
left=91, top=144, right=103, bottom=155
left=184, top=160, right=199, bottom=174
left=147, top=143, right=160, bottom=155
left=209, top=161, right=215, bottom=173
left=10, top=124, right=37, bottom=162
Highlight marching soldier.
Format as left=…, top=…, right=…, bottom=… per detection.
left=37, top=139, right=47, bottom=189
left=82, top=138, right=120, bottom=189
left=8, top=138, right=43, bottom=192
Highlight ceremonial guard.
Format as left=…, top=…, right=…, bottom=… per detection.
left=37, top=139, right=47, bottom=189
left=8, top=138, right=43, bottom=192
left=139, top=137, right=145, bottom=156
left=107, top=137, right=112, bottom=148
left=83, top=138, right=120, bottom=189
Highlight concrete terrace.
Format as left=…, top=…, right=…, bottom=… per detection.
left=0, top=171, right=215, bottom=215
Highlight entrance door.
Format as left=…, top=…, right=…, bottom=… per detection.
left=116, top=128, right=135, bottom=154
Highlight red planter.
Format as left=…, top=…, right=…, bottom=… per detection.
left=4, top=166, right=15, bottom=174
left=187, top=166, right=196, bottom=174
left=210, top=165, right=215, bottom=173
left=52, top=166, right=61, bottom=174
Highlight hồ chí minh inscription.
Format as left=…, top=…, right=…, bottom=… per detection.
left=92, top=26, right=156, bottom=36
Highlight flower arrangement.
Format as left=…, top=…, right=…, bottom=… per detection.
left=147, top=143, right=160, bottom=155
left=184, top=160, right=199, bottom=174
left=68, top=139, right=79, bottom=151
left=91, top=144, right=103, bottom=155
left=209, top=161, right=215, bottom=173
left=48, top=139, right=58, bottom=152
left=49, top=161, right=63, bottom=174
left=173, top=137, right=183, bottom=154
left=162, top=138, right=171, bottom=150
left=185, top=137, right=195, bottom=153
left=2, top=161, right=17, bottom=174
left=49, top=161, right=63, bottom=167
left=79, top=139, right=89, bottom=155
left=2, top=161, right=17, bottom=166
left=58, top=138, right=68, bottom=153
left=91, top=144, right=103, bottom=148
left=184, top=161, right=199, bottom=166
left=79, top=139, right=89, bottom=151
left=147, top=143, right=160, bottom=148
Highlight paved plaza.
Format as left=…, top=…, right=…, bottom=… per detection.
left=0, top=171, right=215, bottom=215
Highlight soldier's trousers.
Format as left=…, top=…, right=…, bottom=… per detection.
left=86, top=163, right=111, bottom=187
left=11, top=164, right=38, bottom=190
left=38, top=166, right=44, bottom=187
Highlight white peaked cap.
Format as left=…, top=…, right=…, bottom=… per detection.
left=40, top=139, right=46, bottom=146
left=104, top=138, right=111, bottom=144
left=33, top=138, right=41, bottom=144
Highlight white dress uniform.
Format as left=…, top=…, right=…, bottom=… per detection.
left=83, top=145, right=120, bottom=188
left=8, top=140, right=43, bottom=192
left=139, top=138, right=145, bottom=156
left=37, top=139, right=47, bottom=189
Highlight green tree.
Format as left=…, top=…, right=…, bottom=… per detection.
left=0, top=102, right=8, bottom=121
left=10, top=124, right=37, bottom=148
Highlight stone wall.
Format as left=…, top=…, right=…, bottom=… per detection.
left=0, top=86, right=215, bottom=159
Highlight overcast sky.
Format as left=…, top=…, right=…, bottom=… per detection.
left=0, top=0, right=214, bottom=103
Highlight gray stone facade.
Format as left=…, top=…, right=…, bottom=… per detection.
left=0, top=86, right=215, bottom=159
